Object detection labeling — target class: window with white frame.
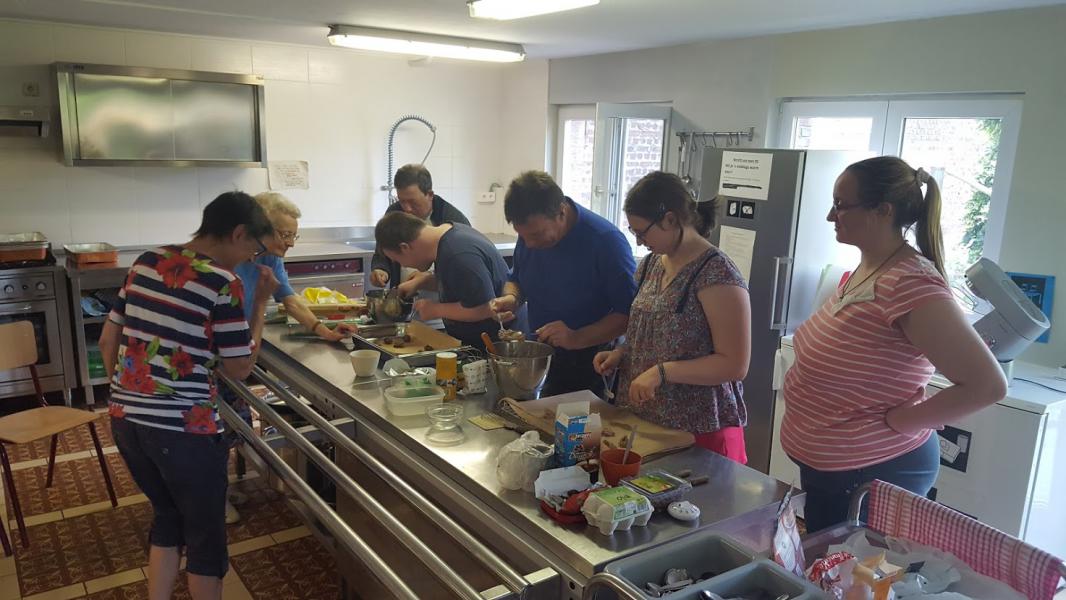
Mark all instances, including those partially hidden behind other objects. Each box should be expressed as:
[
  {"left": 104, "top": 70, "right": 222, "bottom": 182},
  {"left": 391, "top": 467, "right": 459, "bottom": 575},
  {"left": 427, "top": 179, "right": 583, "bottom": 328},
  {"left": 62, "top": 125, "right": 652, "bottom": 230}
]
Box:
[
  {"left": 778, "top": 97, "right": 1022, "bottom": 285},
  {"left": 554, "top": 103, "right": 671, "bottom": 248}
]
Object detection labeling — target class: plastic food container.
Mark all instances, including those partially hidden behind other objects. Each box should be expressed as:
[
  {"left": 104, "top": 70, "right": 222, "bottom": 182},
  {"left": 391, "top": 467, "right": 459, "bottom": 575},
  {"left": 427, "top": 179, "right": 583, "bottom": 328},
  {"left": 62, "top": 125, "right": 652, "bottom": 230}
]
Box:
[
  {"left": 582, "top": 486, "right": 653, "bottom": 535},
  {"left": 603, "top": 532, "right": 757, "bottom": 597},
  {"left": 620, "top": 470, "right": 693, "bottom": 509},
  {"left": 63, "top": 242, "right": 118, "bottom": 264},
  {"left": 383, "top": 385, "right": 445, "bottom": 416}
]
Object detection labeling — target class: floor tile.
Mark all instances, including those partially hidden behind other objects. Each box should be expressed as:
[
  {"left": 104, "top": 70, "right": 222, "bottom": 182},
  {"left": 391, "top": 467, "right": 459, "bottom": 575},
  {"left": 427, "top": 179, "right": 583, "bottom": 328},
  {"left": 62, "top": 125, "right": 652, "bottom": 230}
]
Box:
[
  {"left": 0, "top": 556, "right": 15, "bottom": 577},
  {"left": 227, "top": 534, "right": 275, "bottom": 557},
  {"left": 0, "top": 574, "right": 18, "bottom": 600},
  {"left": 22, "top": 582, "right": 86, "bottom": 600},
  {"left": 6, "top": 453, "right": 135, "bottom": 518},
  {"left": 270, "top": 525, "right": 310, "bottom": 545},
  {"left": 81, "top": 577, "right": 192, "bottom": 600},
  {"left": 231, "top": 536, "right": 341, "bottom": 599},
  {"left": 11, "top": 509, "right": 64, "bottom": 528},
  {"left": 83, "top": 568, "right": 143, "bottom": 594},
  {"left": 61, "top": 500, "right": 114, "bottom": 520}
]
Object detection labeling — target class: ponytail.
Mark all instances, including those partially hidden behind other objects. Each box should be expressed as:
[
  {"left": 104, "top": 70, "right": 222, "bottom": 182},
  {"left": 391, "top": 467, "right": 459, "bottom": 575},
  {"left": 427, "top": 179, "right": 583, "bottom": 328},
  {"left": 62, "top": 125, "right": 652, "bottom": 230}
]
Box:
[
  {"left": 915, "top": 174, "right": 946, "bottom": 278},
  {"left": 846, "top": 157, "right": 948, "bottom": 279},
  {"left": 694, "top": 196, "right": 719, "bottom": 239}
]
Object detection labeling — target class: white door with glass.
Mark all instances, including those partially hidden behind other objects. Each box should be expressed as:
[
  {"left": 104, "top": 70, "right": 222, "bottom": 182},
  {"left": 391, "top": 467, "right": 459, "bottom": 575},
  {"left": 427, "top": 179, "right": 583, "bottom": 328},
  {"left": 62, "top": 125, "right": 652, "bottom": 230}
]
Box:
[{"left": 778, "top": 97, "right": 1022, "bottom": 285}]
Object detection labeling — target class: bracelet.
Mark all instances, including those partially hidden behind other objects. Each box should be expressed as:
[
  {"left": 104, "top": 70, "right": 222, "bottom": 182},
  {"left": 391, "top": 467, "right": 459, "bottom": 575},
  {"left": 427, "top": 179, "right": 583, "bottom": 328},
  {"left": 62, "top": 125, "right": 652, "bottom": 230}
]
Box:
[
  {"left": 310, "top": 320, "right": 323, "bottom": 333},
  {"left": 657, "top": 362, "right": 667, "bottom": 387}
]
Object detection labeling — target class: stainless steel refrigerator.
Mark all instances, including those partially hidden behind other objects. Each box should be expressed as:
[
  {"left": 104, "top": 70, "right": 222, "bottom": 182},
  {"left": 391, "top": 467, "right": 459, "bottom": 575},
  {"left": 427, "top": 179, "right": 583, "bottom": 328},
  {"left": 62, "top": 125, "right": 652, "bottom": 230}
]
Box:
[{"left": 700, "top": 148, "right": 868, "bottom": 473}]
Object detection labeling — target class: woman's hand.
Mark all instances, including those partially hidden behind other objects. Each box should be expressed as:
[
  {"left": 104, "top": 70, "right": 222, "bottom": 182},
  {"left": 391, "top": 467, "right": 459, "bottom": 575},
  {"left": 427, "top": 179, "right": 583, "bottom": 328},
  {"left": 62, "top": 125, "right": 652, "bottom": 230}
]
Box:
[
  {"left": 628, "top": 365, "right": 663, "bottom": 405},
  {"left": 593, "top": 349, "right": 622, "bottom": 376},
  {"left": 318, "top": 322, "right": 357, "bottom": 342}
]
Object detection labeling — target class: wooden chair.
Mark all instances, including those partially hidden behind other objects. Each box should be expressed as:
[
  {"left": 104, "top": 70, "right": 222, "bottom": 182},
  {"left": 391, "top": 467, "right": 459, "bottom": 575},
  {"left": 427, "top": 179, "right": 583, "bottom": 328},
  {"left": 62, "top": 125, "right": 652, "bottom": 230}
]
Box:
[{"left": 0, "top": 320, "right": 117, "bottom": 555}]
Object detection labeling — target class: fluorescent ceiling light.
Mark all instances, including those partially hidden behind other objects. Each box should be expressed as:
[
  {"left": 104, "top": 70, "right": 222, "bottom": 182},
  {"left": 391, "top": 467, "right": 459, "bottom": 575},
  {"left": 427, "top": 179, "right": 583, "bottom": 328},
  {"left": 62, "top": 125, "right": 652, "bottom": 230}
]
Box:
[
  {"left": 327, "top": 25, "right": 525, "bottom": 63},
  {"left": 468, "top": 0, "right": 599, "bottom": 20}
]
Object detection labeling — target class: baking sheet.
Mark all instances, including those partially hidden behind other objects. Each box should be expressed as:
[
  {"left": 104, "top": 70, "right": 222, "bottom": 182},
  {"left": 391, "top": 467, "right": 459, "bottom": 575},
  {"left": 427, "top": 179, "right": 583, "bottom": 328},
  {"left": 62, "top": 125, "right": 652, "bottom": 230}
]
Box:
[{"left": 357, "top": 321, "right": 462, "bottom": 359}]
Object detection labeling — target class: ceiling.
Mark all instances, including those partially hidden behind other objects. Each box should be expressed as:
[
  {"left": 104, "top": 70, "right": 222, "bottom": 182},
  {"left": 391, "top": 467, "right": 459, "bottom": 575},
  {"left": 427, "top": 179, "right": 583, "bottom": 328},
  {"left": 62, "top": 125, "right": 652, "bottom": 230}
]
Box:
[{"left": 1, "top": 0, "right": 1063, "bottom": 59}]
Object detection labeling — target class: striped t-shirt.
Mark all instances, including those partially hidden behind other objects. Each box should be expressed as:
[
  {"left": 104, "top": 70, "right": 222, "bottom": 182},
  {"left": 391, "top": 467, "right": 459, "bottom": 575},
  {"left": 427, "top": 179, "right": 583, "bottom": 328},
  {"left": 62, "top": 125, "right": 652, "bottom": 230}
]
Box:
[
  {"left": 781, "top": 254, "right": 953, "bottom": 471},
  {"left": 107, "top": 246, "right": 253, "bottom": 434}
]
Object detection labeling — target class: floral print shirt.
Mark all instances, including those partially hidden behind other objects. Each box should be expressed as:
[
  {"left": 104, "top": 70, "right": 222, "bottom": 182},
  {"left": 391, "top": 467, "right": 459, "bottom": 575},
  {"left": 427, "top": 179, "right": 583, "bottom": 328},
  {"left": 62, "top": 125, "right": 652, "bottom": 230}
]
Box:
[
  {"left": 617, "top": 248, "right": 749, "bottom": 433},
  {"left": 108, "top": 246, "right": 253, "bottom": 434}
]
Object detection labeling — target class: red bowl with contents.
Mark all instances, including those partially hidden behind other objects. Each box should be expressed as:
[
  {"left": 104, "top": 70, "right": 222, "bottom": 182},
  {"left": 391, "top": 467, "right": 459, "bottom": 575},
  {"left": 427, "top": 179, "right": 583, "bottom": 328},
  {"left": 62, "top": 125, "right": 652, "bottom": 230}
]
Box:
[{"left": 600, "top": 448, "right": 642, "bottom": 486}]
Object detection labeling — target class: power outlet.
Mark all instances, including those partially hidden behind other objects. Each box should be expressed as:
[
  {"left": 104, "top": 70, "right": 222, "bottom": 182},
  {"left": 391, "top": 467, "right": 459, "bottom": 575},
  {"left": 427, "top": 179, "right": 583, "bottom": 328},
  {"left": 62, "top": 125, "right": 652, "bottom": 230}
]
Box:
[
  {"left": 477, "top": 191, "right": 497, "bottom": 204},
  {"left": 22, "top": 82, "right": 40, "bottom": 97}
]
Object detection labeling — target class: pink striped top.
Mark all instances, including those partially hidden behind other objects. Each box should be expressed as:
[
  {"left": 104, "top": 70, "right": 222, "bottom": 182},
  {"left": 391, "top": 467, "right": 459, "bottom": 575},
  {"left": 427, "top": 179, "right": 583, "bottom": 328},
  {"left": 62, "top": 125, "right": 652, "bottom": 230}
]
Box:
[{"left": 781, "top": 254, "right": 953, "bottom": 471}]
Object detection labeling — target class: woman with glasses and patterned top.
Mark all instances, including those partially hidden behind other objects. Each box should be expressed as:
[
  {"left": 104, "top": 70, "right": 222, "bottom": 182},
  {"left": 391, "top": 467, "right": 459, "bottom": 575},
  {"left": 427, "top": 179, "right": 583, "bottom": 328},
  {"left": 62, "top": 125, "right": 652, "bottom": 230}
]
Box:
[
  {"left": 593, "top": 171, "right": 752, "bottom": 463},
  {"left": 234, "top": 192, "right": 357, "bottom": 343},
  {"left": 780, "top": 156, "right": 1007, "bottom": 532}
]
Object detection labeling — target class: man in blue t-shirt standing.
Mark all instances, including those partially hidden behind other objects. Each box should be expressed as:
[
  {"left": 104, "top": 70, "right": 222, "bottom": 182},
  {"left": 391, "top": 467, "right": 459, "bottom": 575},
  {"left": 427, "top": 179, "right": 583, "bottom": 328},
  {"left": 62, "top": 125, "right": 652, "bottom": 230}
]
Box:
[
  {"left": 375, "top": 211, "right": 527, "bottom": 351},
  {"left": 492, "top": 171, "right": 637, "bottom": 397}
]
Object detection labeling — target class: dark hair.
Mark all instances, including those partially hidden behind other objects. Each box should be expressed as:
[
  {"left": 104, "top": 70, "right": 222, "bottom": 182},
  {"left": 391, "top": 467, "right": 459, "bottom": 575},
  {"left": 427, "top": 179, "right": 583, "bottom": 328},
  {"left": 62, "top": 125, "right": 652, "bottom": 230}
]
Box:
[
  {"left": 394, "top": 164, "right": 433, "bottom": 194},
  {"left": 624, "top": 171, "right": 718, "bottom": 238},
  {"left": 375, "top": 211, "right": 427, "bottom": 252},
  {"left": 844, "top": 156, "right": 945, "bottom": 277},
  {"left": 193, "top": 191, "right": 273, "bottom": 240},
  {"left": 504, "top": 170, "right": 566, "bottom": 225}
]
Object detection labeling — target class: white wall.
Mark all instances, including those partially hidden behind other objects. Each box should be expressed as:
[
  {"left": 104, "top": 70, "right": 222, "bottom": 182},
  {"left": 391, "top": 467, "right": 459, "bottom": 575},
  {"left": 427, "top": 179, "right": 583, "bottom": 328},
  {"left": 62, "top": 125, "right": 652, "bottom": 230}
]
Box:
[
  {"left": 0, "top": 19, "right": 549, "bottom": 247},
  {"left": 548, "top": 5, "right": 1066, "bottom": 367}
]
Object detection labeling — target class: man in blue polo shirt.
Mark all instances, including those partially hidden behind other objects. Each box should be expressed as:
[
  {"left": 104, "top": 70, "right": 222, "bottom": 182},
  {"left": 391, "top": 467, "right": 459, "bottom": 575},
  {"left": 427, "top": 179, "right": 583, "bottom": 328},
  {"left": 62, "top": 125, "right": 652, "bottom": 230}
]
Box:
[{"left": 492, "top": 171, "right": 636, "bottom": 397}]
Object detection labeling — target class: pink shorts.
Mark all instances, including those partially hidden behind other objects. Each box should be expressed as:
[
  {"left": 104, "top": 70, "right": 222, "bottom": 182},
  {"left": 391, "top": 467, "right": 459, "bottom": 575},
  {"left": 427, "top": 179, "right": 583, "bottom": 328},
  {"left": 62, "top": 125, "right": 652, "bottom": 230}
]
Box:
[{"left": 693, "top": 427, "right": 748, "bottom": 464}]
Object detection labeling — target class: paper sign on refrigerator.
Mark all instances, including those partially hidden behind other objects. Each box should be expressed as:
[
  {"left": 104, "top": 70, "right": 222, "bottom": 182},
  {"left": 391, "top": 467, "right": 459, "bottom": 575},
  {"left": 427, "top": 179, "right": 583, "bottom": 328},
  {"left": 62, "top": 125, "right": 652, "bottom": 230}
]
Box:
[{"left": 719, "top": 151, "right": 772, "bottom": 200}]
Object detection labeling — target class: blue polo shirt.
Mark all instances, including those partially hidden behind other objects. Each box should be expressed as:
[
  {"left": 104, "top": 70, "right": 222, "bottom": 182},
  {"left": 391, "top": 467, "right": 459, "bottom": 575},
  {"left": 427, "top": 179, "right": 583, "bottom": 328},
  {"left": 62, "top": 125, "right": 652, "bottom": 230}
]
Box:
[
  {"left": 510, "top": 200, "right": 637, "bottom": 332},
  {"left": 233, "top": 255, "right": 295, "bottom": 320}
]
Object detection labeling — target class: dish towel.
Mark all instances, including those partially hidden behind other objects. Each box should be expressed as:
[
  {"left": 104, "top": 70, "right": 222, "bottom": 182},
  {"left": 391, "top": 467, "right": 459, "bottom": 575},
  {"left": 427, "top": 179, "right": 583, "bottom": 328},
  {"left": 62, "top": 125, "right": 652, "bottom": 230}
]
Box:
[{"left": 866, "top": 479, "right": 1065, "bottom": 600}]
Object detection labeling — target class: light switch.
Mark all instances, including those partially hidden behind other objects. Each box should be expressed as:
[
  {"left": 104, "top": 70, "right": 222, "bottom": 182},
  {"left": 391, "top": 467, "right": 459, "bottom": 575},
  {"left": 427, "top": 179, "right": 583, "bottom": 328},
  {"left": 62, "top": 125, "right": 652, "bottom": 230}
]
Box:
[{"left": 478, "top": 191, "right": 496, "bottom": 204}]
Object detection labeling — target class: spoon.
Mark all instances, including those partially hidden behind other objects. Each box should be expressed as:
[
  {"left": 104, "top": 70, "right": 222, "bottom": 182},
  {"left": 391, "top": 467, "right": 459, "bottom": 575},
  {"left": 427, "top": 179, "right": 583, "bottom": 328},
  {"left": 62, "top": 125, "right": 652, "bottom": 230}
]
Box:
[{"left": 622, "top": 424, "right": 639, "bottom": 465}]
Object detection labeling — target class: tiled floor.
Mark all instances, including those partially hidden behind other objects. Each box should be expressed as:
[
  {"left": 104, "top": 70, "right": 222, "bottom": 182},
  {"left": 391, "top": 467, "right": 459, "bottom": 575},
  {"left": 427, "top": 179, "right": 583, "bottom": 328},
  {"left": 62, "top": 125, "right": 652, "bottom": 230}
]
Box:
[{"left": 0, "top": 412, "right": 342, "bottom": 600}]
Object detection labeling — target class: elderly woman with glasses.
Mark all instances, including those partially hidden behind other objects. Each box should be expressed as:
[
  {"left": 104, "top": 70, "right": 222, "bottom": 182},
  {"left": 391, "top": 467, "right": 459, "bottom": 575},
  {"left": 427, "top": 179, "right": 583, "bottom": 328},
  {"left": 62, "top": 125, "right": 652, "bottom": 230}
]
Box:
[
  {"left": 594, "top": 172, "right": 752, "bottom": 463},
  {"left": 235, "top": 192, "right": 356, "bottom": 343}
]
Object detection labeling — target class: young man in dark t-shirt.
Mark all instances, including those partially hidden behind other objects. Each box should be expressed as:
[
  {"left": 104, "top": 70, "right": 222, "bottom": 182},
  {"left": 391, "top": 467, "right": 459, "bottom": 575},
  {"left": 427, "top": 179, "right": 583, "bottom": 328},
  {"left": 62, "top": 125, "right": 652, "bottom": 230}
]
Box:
[{"left": 374, "top": 211, "right": 527, "bottom": 350}]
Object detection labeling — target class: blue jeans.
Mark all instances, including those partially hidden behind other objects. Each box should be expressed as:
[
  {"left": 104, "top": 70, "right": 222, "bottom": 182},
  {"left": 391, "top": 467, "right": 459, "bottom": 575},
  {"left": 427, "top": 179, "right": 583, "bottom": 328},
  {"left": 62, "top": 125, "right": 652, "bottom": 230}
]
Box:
[{"left": 792, "top": 434, "right": 941, "bottom": 533}]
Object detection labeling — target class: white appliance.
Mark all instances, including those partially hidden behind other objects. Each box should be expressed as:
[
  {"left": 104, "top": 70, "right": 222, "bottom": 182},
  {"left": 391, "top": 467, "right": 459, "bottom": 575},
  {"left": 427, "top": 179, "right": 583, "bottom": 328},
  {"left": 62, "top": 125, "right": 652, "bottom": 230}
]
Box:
[{"left": 770, "top": 336, "right": 1066, "bottom": 558}]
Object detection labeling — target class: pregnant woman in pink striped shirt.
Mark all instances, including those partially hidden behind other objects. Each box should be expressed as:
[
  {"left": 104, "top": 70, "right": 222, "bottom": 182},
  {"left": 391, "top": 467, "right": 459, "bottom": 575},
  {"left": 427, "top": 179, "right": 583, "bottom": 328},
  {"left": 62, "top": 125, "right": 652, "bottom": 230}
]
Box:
[{"left": 781, "top": 156, "right": 1007, "bottom": 531}]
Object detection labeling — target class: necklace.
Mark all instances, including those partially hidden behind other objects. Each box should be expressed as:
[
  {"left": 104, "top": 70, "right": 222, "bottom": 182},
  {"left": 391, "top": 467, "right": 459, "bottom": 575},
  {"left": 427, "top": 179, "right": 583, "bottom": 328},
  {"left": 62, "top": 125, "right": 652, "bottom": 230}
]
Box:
[{"left": 839, "top": 242, "right": 908, "bottom": 299}]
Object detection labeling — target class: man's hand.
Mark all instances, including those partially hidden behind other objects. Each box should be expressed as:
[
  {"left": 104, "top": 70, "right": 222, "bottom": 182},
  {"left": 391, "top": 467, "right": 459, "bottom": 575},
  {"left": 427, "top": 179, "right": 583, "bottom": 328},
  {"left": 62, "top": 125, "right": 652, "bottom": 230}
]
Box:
[
  {"left": 592, "top": 349, "right": 622, "bottom": 376},
  {"left": 396, "top": 277, "right": 421, "bottom": 299},
  {"left": 489, "top": 294, "right": 518, "bottom": 324},
  {"left": 536, "top": 321, "right": 581, "bottom": 350},
  {"left": 413, "top": 299, "right": 443, "bottom": 321},
  {"left": 317, "top": 322, "right": 357, "bottom": 342},
  {"left": 253, "top": 265, "right": 278, "bottom": 305},
  {"left": 370, "top": 269, "right": 390, "bottom": 287},
  {"left": 628, "top": 365, "right": 662, "bottom": 406}
]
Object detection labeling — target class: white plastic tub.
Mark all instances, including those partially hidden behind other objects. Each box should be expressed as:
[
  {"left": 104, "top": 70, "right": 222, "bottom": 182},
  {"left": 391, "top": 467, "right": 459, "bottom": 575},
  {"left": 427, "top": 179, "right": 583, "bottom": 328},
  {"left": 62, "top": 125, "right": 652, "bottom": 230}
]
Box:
[{"left": 384, "top": 385, "right": 445, "bottom": 416}]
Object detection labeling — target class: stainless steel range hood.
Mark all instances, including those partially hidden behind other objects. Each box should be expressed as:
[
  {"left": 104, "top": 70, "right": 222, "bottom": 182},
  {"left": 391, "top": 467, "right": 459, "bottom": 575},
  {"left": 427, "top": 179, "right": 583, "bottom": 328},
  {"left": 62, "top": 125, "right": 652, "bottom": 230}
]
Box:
[{"left": 55, "top": 63, "right": 267, "bottom": 167}]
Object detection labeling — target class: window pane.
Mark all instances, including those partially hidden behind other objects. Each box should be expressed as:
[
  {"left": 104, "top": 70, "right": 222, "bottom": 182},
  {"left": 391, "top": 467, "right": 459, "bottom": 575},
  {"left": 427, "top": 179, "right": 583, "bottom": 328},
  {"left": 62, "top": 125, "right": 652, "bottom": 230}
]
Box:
[
  {"left": 560, "top": 118, "right": 595, "bottom": 208},
  {"left": 618, "top": 118, "right": 665, "bottom": 246},
  {"left": 791, "top": 117, "right": 873, "bottom": 150},
  {"left": 899, "top": 118, "right": 1003, "bottom": 284}
]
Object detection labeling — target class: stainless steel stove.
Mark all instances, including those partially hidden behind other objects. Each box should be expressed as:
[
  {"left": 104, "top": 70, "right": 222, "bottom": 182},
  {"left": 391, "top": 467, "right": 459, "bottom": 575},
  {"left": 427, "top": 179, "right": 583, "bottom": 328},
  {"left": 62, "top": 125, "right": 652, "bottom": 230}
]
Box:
[{"left": 0, "top": 255, "right": 76, "bottom": 404}]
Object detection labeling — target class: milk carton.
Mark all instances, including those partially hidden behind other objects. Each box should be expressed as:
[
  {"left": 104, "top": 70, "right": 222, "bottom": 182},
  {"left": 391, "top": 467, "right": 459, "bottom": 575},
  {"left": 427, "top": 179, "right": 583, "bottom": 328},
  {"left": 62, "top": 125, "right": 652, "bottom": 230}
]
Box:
[{"left": 555, "top": 400, "right": 590, "bottom": 467}]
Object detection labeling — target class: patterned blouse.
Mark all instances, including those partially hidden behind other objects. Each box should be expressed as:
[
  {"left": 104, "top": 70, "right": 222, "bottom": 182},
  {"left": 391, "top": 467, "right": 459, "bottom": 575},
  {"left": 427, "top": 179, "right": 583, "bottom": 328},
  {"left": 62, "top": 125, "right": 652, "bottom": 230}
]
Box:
[{"left": 617, "top": 247, "right": 749, "bottom": 433}]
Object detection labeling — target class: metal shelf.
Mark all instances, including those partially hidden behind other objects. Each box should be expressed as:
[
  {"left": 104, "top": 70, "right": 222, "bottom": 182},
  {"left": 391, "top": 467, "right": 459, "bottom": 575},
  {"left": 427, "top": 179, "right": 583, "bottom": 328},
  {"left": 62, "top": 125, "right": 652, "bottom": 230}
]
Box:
[
  {"left": 82, "top": 316, "right": 107, "bottom": 325},
  {"left": 89, "top": 376, "right": 110, "bottom": 386}
]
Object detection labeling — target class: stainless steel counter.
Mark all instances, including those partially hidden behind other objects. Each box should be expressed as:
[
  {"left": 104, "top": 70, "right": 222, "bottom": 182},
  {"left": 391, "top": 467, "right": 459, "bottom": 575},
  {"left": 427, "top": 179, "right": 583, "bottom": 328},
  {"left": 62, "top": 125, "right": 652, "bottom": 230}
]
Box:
[{"left": 257, "top": 324, "right": 790, "bottom": 584}]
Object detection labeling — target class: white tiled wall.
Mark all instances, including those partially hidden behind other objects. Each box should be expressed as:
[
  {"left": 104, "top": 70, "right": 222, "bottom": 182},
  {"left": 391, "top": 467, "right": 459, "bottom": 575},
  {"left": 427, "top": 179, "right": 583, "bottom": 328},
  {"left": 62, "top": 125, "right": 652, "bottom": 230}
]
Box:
[{"left": 0, "top": 19, "right": 550, "bottom": 247}]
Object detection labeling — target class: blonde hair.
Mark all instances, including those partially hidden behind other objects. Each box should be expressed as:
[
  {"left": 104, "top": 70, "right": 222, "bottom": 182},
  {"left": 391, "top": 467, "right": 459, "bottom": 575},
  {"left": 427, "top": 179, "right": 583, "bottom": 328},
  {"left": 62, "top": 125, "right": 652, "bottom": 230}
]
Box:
[
  {"left": 845, "top": 157, "right": 946, "bottom": 278},
  {"left": 254, "top": 192, "right": 302, "bottom": 223}
]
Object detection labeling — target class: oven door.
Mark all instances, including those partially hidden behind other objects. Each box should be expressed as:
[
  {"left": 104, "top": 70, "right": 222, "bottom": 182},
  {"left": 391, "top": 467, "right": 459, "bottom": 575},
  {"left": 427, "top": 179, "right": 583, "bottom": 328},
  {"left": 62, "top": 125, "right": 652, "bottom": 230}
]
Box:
[{"left": 0, "top": 299, "right": 63, "bottom": 383}]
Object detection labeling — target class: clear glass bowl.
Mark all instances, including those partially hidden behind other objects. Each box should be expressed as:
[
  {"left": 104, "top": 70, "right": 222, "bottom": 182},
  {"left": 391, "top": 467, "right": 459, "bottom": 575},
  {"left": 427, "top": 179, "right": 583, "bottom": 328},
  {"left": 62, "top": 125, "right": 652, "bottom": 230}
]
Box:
[{"left": 425, "top": 403, "right": 465, "bottom": 446}]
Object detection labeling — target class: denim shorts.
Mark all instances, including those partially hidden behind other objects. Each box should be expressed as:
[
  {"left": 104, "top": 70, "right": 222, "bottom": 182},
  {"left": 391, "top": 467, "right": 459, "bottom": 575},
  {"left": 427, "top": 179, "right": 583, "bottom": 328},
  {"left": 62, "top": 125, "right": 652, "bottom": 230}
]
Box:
[{"left": 111, "top": 416, "right": 230, "bottom": 578}]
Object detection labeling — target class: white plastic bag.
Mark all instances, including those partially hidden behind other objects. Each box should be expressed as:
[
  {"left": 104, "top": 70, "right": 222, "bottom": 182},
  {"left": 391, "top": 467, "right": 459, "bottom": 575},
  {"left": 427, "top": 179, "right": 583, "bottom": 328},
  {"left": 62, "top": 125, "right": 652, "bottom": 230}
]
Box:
[{"left": 495, "top": 430, "right": 553, "bottom": 491}]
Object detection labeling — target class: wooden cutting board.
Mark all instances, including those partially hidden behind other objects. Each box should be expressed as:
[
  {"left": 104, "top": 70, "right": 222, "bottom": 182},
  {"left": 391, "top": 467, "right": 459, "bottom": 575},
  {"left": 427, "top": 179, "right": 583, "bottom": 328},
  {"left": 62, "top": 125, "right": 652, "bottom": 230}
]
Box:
[
  {"left": 504, "top": 391, "right": 694, "bottom": 460},
  {"left": 359, "top": 321, "right": 461, "bottom": 358}
]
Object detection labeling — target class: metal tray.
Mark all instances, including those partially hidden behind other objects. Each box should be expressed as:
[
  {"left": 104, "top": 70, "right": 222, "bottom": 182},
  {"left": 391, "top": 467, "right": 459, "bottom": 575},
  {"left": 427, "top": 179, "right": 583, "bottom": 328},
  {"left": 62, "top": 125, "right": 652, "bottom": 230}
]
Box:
[
  {"left": 0, "top": 232, "right": 48, "bottom": 250},
  {"left": 64, "top": 242, "right": 117, "bottom": 254}
]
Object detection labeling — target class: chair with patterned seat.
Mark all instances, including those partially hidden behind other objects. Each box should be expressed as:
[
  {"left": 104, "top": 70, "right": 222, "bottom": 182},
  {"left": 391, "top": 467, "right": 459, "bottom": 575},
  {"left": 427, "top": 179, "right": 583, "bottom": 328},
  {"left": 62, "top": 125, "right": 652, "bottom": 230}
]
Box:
[{"left": 0, "top": 320, "right": 117, "bottom": 555}]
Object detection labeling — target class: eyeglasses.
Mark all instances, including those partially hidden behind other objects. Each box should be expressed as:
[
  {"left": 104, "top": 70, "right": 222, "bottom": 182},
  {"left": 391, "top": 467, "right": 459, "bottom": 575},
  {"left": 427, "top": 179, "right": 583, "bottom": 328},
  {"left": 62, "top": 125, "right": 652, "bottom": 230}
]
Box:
[
  {"left": 254, "top": 238, "right": 269, "bottom": 257},
  {"left": 830, "top": 201, "right": 866, "bottom": 213},
  {"left": 276, "top": 231, "right": 300, "bottom": 242},
  {"left": 629, "top": 219, "right": 661, "bottom": 242}
]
